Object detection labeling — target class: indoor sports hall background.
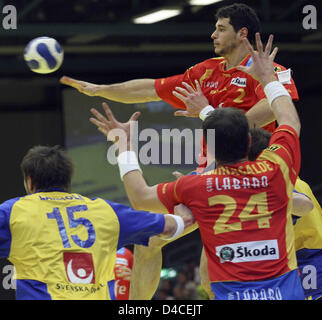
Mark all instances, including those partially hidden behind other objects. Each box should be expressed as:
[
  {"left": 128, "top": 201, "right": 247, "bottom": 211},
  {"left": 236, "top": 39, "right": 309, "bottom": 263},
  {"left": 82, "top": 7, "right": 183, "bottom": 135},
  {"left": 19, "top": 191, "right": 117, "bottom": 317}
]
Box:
[{"left": 0, "top": 0, "right": 321, "bottom": 299}]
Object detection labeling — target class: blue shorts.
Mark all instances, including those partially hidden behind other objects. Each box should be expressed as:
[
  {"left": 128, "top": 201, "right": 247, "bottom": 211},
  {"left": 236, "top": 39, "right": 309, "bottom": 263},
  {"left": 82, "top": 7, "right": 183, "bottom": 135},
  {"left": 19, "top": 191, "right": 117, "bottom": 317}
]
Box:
[{"left": 211, "top": 269, "right": 305, "bottom": 300}]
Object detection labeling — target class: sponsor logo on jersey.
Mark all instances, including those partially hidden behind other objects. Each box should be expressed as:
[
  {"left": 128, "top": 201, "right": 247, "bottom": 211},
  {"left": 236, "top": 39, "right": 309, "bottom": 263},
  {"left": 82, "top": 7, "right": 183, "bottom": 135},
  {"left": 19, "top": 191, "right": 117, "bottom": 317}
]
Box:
[
  {"left": 231, "top": 77, "right": 247, "bottom": 87},
  {"left": 219, "top": 247, "right": 235, "bottom": 262},
  {"left": 203, "top": 81, "right": 219, "bottom": 88},
  {"left": 63, "top": 252, "right": 95, "bottom": 284},
  {"left": 216, "top": 240, "right": 279, "bottom": 263},
  {"left": 274, "top": 66, "right": 282, "bottom": 73},
  {"left": 267, "top": 145, "right": 281, "bottom": 152}
]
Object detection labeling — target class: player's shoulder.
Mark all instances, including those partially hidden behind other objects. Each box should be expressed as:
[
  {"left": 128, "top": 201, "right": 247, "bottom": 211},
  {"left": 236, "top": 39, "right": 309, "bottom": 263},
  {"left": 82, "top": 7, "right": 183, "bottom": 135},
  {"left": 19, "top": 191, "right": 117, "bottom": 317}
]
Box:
[
  {"left": 176, "top": 172, "right": 206, "bottom": 187},
  {"left": 295, "top": 177, "right": 311, "bottom": 193},
  {"left": 0, "top": 197, "right": 22, "bottom": 214},
  {"left": 203, "top": 56, "right": 225, "bottom": 66},
  {"left": 89, "top": 197, "right": 122, "bottom": 212},
  {"left": 273, "top": 62, "right": 288, "bottom": 73},
  {"left": 191, "top": 57, "right": 225, "bottom": 69},
  {"left": 89, "top": 196, "right": 111, "bottom": 205}
]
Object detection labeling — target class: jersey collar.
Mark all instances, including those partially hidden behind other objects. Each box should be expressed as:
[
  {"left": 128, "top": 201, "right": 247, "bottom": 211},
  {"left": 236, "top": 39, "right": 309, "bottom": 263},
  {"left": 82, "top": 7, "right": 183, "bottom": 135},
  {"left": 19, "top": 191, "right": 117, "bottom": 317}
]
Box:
[
  {"left": 34, "top": 187, "right": 66, "bottom": 194},
  {"left": 221, "top": 54, "right": 252, "bottom": 72}
]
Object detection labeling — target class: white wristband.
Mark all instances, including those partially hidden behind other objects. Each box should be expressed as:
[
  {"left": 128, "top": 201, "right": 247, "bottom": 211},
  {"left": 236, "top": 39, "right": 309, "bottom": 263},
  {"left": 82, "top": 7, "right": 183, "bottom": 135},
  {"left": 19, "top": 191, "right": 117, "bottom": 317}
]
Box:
[
  {"left": 199, "top": 105, "right": 215, "bottom": 121},
  {"left": 117, "top": 151, "right": 142, "bottom": 181},
  {"left": 162, "top": 214, "right": 185, "bottom": 240},
  {"left": 264, "top": 81, "right": 291, "bottom": 106}
]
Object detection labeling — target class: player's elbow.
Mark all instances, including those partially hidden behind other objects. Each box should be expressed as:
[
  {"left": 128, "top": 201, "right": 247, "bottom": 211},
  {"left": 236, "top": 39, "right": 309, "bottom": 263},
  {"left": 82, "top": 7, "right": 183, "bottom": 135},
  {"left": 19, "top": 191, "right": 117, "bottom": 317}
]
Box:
[
  {"left": 278, "top": 108, "right": 301, "bottom": 137},
  {"left": 292, "top": 193, "right": 314, "bottom": 217},
  {"left": 292, "top": 121, "right": 301, "bottom": 137},
  {"left": 129, "top": 193, "right": 151, "bottom": 212},
  {"left": 131, "top": 200, "right": 145, "bottom": 211}
]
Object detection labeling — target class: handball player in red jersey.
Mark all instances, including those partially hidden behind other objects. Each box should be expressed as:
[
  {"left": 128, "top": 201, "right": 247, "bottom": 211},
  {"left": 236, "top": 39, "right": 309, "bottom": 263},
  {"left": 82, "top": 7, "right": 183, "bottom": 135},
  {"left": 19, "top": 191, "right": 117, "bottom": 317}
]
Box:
[
  {"left": 90, "top": 33, "right": 305, "bottom": 299},
  {"left": 61, "top": 4, "right": 298, "bottom": 169}
]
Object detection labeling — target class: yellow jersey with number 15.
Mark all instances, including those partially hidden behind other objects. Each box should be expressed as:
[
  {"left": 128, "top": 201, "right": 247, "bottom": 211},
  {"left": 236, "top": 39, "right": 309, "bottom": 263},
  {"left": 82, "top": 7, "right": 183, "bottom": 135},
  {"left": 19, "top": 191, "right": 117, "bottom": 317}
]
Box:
[{"left": 0, "top": 190, "right": 165, "bottom": 300}]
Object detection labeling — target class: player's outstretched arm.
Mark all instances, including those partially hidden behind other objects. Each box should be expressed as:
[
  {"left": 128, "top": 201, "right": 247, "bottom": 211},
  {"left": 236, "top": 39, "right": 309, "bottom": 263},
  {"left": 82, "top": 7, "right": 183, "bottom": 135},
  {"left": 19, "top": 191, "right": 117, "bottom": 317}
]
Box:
[
  {"left": 90, "top": 102, "right": 167, "bottom": 213},
  {"left": 60, "top": 76, "right": 161, "bottom": 104},
  {"left": 238, "top": 33, "right": 301, "bottom": 136}
]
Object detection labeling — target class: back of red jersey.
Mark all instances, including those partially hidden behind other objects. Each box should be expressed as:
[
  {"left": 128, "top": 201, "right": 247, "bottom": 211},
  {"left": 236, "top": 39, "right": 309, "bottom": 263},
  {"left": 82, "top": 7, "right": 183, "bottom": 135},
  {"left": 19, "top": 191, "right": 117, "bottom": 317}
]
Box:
[{"left": 157, "top": 125, "right": 301, "bottom": 284}]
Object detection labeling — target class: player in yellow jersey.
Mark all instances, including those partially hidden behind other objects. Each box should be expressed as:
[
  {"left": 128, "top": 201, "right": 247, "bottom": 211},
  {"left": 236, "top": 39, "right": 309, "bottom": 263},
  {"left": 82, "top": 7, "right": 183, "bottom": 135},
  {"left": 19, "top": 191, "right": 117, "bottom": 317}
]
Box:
[
  {"left": 0, "top": 146, "right": 195, "bottom": 300},
  {"left": 248, "top": 128, "right": 322, "bottom": 300},
  {"left": 293, "top": 179, "right": 322, "bottom": 300}
]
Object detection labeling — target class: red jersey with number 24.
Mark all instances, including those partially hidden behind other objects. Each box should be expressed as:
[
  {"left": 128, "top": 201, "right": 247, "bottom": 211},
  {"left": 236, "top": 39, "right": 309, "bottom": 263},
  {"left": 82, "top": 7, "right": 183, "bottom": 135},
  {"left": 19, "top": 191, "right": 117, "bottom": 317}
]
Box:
[{"left": 157, "top": 125, "right": 301, "bottom": 283}]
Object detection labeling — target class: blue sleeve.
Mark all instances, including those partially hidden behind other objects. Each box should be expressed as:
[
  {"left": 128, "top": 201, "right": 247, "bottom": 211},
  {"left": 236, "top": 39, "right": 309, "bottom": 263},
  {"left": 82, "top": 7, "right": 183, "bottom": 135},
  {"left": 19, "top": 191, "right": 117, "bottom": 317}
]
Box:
[
  {"left": 104, "top": 200, "right": 165, "bottom": 249},
  {"left": 0, "top": 197, "right": 19, "bottom": 258}
]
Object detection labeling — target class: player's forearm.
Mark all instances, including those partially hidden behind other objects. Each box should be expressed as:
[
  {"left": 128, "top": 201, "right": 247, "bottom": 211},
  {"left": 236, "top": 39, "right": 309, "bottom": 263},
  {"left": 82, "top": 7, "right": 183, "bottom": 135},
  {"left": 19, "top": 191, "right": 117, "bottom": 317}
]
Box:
[
  {"left": 123, "top": 171, "right": 167, "bottom": 213},
  {"left": 269, "top": 95, "right": 301, "bottom": 136},
  {"left": 260, "top": 75, "right": 301, "bottom": 136},
  {"left": 96, "top": 79, "right": 161, "bottom": 103},
  {"left": 245, "top": 98, "right": 276, "bottom": 128},
  {"left": 117, "top": 148, "right": 167, "bottom": 213},
  {"left": 162, "top": 215, "right": 179, "bottom": 237}
]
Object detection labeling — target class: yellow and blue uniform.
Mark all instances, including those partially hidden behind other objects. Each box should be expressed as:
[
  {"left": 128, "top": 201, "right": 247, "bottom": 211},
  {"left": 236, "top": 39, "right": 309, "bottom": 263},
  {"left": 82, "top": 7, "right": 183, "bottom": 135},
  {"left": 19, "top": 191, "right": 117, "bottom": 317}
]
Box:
[
  {"left": 0, "top": 189, "right": 165, "bottom": 300},
  {"left": 293, "top": 178, "right": 322, "bottom": 300}
]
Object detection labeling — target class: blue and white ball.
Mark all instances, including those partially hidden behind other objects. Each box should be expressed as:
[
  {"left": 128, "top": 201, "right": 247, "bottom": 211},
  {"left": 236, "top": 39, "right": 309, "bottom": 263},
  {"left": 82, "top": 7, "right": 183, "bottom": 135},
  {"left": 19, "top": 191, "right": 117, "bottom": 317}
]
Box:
[{"left": 24, "top": 37, "right": 64, "bottom": 74}]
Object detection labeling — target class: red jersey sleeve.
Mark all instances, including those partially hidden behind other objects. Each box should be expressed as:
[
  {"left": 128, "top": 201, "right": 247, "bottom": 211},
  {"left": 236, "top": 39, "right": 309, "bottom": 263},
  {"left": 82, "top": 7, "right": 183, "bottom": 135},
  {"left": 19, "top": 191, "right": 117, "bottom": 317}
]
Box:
[
  {"left": 258, "top": 125, "right": 301, "bottom": 185},
  {"left": 155, "top": 63, "right": 205, "bottom": 110},
  {"left": 255, "top": 63, "right": 299, "bottom": 101},
  {"left": 155, "top": 74, "right": 187, "bottom": 110},
  {"left": 157, "top": 177, "right": 188, "bottom": 213}
]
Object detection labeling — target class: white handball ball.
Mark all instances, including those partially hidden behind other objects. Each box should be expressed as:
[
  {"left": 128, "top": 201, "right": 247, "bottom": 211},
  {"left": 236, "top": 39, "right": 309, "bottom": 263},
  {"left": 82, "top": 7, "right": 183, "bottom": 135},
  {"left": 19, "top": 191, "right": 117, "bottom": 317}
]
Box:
[{"left": 24, "top": 37, "right": 64, "bottom": 74}]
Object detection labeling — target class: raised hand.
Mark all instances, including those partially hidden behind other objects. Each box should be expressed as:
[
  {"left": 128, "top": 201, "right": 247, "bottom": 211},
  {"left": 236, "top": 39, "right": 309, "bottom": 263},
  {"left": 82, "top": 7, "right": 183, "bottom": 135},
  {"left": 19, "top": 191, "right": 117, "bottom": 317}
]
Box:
[
  {"left": 60, "top": 76, "right": 99, "bottom": 96},
  {"left": 90, "top": 102, "right": 141, "bottom": 151},
  {"left": 237, "top": 33, "right": 278, "bottom": 87},
  {"left": 172, "top": 80, "right": 210, "bottom": 118}
]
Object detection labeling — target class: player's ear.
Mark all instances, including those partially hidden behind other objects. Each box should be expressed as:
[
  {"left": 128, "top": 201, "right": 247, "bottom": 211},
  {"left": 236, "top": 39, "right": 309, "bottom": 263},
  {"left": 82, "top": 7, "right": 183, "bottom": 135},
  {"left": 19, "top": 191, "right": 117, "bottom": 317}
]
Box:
[
  {"left": 24, "top": 176, "right": 35, "bottom": 194},
  {"left": 238, "top": 27, "right": 248, "bottom": 40}
]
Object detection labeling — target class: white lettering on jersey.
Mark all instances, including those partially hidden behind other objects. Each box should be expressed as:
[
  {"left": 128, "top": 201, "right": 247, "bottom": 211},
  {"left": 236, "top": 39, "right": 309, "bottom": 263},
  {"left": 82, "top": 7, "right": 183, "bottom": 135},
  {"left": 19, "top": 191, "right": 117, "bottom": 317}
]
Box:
[{"left": 231, "top": 77, "right": 247, "bottom": 87}]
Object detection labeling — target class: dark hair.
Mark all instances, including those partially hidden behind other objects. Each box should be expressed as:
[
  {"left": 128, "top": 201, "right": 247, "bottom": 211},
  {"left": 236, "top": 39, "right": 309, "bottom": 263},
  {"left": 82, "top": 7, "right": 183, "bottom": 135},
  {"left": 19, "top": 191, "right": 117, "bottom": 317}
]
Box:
[
  {"left": 21, "top": 145, "right": 74, "bottom": 192},
  {"left": 248, "top": 128, "right": 272, "bottom": 161},
  {"left": 215, "top": 3, "right": 260, "bottom": 43},
  {"left": 203, "top": 107, "right": 249, "bottom": 164}
]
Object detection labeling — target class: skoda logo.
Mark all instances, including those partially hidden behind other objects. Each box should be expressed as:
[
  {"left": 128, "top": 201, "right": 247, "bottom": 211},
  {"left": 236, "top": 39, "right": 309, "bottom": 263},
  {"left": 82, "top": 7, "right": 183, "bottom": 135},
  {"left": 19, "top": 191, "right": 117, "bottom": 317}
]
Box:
[{"left": 220, "top": 247, "right": 234, "bottom": 262}]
